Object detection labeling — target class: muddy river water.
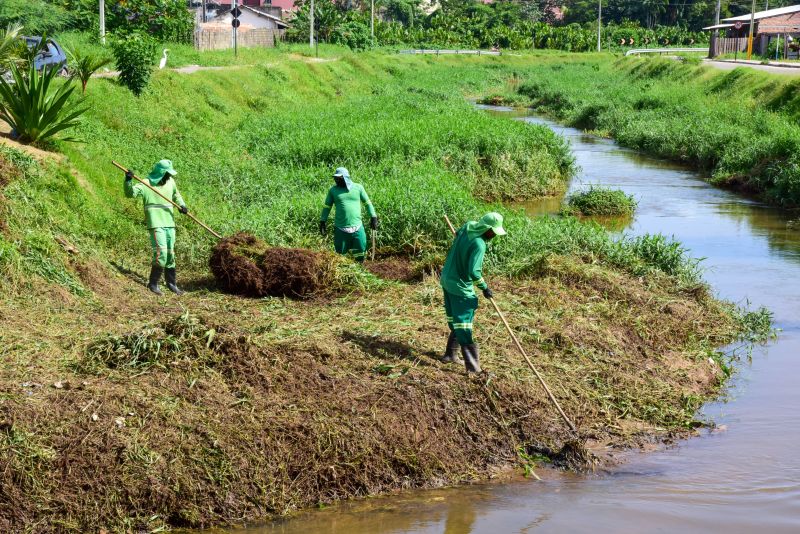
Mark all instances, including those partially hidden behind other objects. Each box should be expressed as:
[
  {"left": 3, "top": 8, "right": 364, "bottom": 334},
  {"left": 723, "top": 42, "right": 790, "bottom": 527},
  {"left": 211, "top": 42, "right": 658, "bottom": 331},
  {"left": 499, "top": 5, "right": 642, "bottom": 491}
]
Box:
[{"left": 228, "top": 109, "right": 800, "bottom": 533}]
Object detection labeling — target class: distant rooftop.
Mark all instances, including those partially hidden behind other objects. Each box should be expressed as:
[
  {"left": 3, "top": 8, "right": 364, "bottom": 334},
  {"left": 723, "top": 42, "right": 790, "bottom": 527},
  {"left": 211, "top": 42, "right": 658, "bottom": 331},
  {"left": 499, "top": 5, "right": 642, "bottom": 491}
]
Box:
[{"left": 722, "top": 4, "right": 800, "bottom": 22}]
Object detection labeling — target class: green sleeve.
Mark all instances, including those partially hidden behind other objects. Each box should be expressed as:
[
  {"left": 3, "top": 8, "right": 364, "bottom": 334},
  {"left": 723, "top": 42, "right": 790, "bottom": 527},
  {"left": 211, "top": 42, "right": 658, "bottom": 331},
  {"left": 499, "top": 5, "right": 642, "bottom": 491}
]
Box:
[
  {"left": 320, "top": 188, "right": 334, "bottom": 222},
  {"left": 172, "top": 182, "right": 186, "bottom": 208},
  {"left": 124, "top": 179, "right": 143, "bottom": 199},
  {"left": 360, "top": 185, "right": 376, "bottom": 218},
  {"left": 468, "top": 240, "right": 488, "bottom": 290}
]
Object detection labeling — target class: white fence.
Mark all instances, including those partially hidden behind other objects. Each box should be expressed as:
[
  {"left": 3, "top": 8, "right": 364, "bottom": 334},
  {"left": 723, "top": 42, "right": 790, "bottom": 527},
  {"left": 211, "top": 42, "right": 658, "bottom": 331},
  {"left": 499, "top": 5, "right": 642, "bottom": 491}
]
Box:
[{"left": 625, "top": 47, "right": 709, "bottom": 57}]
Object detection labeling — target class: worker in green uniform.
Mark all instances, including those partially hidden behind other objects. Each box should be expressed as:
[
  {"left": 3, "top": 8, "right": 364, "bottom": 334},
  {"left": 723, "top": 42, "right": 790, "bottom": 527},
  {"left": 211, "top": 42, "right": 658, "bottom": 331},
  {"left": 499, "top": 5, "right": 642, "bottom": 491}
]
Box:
[
  {"left": 319, "top": 167, "right": 378, "bottom": 263},
  {"left": 440, "top": 212, "right": 506, "bottom": 373},
  {"left": 124, "top": 159, "right": 188, "bottom": 296}
]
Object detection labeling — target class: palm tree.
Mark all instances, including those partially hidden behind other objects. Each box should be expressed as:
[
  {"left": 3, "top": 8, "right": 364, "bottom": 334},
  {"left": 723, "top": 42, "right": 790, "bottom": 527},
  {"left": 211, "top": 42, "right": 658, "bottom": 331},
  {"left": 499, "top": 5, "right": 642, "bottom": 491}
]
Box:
[{"left": 66, "top": 48, "right": 113, "bottom": 95}]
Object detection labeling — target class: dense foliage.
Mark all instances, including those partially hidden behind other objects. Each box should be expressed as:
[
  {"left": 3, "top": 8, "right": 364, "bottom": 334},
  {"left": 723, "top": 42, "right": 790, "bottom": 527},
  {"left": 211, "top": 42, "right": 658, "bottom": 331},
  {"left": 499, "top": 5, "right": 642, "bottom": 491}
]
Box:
[
  {"left": 287, "top": 0, "right": 707, "bottom": 51},
  {"left": 9, "top": 0, "right": 195, "bottom": 44},
  {"left": 112, "top": 33, "right": 156, "bottom": 95},
  {"left": 563, "top": 0, "right": 797, "bottom": 31},
  {"left": 0, "top": 0, "right": 73, "bottom": 36}
]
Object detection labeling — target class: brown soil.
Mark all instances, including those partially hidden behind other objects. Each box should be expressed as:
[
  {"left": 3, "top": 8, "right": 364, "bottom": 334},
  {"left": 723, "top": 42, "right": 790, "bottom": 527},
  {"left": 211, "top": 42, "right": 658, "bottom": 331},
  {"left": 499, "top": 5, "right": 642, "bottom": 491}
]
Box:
[
  {"left": 209, "top": 232, "right": 334, "bottom": 298},
  {"left": 365, "top": 257, "right": 424, "bottom": 283}
]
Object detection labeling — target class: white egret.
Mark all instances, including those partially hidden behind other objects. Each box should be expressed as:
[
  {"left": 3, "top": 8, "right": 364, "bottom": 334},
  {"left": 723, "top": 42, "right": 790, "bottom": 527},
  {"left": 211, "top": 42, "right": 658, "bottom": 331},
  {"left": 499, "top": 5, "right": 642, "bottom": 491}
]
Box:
[{"left": 159, "top": 49, "right": 169, "bottom": 69}]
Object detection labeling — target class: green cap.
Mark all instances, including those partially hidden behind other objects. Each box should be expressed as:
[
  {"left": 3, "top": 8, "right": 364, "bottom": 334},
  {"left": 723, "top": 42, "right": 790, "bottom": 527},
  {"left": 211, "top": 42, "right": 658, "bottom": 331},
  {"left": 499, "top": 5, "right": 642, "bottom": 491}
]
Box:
[
  {"left": 481, "top": 212, "right": 506, "bottom": 236},
  {"left": 147, "top": 159, "right": 178, "bottom": 185}
]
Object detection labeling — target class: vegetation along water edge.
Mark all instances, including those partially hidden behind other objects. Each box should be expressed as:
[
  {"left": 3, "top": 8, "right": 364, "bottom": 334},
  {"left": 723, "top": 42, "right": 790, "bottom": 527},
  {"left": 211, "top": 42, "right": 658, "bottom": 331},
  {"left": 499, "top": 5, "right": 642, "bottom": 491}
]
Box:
[{"left": 0, "top": 48, "right": 775, "bottom": 531}]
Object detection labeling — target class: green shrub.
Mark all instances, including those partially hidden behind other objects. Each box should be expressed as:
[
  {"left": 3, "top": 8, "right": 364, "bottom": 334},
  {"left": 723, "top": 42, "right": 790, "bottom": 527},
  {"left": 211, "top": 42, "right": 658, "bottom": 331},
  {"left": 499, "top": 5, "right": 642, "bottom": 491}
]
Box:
[
  {"left": 563, "top": 187, "right": 637, "bottom": 217},
  {"left": 112, "top": 33, "right": 156, "bottom": 96},
  {"left": 0, "top": 63, "right": 87, "bottom": 144},
  {"left": 334, "top": 21, "right": 373, "bottom": 51}
]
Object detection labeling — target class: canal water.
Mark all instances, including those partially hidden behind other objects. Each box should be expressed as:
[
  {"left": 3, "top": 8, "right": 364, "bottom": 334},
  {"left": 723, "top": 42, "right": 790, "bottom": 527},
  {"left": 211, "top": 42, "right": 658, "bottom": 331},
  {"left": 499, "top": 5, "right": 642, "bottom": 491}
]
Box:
[{"left": 231, "top": 109, "right": 800, "bottom": 533}]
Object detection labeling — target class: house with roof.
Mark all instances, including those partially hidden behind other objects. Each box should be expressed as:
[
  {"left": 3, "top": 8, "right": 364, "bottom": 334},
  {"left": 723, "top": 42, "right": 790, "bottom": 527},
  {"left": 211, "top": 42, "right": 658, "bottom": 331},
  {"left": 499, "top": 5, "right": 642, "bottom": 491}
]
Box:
[
  {"left": 194, "top": 2, "right": 290, "bottom": 51},
  {"left": 209, "top": 4, "right": 290, "bottom": 30},
  {"left": 706, "top": 4, "right": 800, "bottom": 58}
]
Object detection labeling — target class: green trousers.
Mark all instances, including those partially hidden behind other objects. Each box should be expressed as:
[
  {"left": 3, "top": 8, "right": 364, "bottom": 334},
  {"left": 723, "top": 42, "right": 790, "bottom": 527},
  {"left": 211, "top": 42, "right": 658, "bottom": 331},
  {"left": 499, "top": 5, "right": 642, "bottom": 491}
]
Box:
[
  {"left": 443, "top": 290, "right": 478, "bottom": 345},
  {"left": 334, "top": 226, "right": 367, "bottom": 263},
  {"left": 149, "top": 227, "right": 176, "bottom": 269}
]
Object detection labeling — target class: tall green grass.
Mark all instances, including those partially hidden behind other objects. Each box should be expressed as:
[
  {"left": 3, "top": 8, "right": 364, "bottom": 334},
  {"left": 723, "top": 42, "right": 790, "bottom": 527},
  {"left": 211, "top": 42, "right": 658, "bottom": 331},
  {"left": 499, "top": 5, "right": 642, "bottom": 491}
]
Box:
[
  {"left": 563, "top": 187, "right": 637, "bottom": 217},
  {"left": 1, "top": 50, "right": 705, "bottom": 292},
  {"left": 516, "top": 57, "right": 800, "bottom": 208}
]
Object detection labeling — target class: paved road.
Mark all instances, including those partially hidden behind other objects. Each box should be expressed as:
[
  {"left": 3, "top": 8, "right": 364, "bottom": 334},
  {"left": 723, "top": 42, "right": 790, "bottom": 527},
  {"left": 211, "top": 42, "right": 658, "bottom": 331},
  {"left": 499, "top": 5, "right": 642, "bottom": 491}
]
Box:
[{"left": 705, "top": 59, "right": 800, "bottom": 75}]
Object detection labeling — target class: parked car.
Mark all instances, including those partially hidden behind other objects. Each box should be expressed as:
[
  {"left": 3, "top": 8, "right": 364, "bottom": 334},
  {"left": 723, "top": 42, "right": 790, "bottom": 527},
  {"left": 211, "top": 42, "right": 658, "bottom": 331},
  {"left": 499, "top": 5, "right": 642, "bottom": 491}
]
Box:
[{"left": 24, "top": 36, "right": 68, "bottom": 74}]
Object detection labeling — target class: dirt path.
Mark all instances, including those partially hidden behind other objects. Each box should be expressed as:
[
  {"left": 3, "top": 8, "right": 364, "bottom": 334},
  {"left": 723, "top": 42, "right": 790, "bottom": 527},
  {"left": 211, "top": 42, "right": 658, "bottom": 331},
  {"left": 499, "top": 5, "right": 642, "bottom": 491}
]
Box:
[
  {"left": 93, "top": 54, "right": 335, "bottom": 79},
  {"left": 704, "top": 58, "right": 800, "bottom": 74}
]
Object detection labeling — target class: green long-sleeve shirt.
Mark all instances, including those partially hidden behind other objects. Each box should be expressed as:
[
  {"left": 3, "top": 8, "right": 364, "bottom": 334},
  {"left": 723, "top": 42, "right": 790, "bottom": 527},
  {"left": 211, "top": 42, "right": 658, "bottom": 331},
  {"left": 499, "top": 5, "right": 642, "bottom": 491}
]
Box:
[
  {"left": 320, "top": 183, "right": 376, "bottom": 229},
  {"left": 441, "top": 223, "right": 489, "bottom": 298},
  {"left": 124, "top": 178, "right": 186, "bottom": 229}
]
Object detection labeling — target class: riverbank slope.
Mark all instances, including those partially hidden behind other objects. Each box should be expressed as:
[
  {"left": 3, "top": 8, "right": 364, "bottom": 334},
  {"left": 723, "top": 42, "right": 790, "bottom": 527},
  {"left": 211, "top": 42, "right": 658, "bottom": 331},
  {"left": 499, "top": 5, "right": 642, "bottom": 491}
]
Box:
[
  {"left": 0, "top": 50, "right": 766, "bottom": 531},
  {"left": 485, "top": 56, "right": 800, "bottom": 208}
]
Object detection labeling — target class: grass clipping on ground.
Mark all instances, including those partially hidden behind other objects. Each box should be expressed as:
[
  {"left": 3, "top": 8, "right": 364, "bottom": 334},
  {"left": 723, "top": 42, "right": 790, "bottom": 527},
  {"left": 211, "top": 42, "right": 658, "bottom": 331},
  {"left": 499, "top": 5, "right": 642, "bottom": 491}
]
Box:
[{"left": 0, "top": 251, "right": 758, "bottom": 531}]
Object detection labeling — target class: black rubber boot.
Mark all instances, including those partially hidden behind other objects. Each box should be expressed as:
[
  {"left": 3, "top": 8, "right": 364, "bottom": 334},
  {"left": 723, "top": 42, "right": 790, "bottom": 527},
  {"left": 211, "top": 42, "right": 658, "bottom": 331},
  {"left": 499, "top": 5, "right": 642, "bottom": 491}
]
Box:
[
  {"left": 148, "top": 266, "right": 163, "bottom": 296},
  {"left": 441, "top": 331, "right": 463, "bottom": 364},
  {"left": 165, "top": 268, "right": 184, "bottom": 296},
  {"left": 461, "top": 343, "right": 482, "bottom": 373}
]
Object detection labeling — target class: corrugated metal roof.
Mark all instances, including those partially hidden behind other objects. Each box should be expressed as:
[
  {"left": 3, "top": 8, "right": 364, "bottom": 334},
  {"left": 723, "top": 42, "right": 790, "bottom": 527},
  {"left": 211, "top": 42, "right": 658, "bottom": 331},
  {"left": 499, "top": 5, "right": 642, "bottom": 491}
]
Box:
[
  {"left": 703, "top": 23, "right": 735, "bottom": 30},
  {"left": 723, "top": 4, "right": 800, "bottom": 22}
]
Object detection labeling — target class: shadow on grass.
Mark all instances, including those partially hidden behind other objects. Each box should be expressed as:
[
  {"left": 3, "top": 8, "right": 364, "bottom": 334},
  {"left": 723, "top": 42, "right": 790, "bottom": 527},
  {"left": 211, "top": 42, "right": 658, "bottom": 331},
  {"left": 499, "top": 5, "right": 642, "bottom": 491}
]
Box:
[
  {"left": 110, "top": 261, "right": 217, "bottom": 292},
  {"left": 340, "top": 331, "right": 441, "bottom": 366}
]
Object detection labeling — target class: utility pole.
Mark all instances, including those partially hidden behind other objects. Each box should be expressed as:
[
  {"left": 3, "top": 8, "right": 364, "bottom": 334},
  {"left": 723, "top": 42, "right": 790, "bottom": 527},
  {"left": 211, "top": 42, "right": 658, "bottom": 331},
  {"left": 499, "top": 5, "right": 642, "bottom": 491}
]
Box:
[
  {"left": 597, "top": 0, "right": 602, "bottom": 52},
  {"left": 202, "top": 0, "right": 207, "bottom": 23},
  {"left": 747, "top": 0, "right": 756, "bottom": 60},
  {"left": 713, "top": 0, "right": 721, "bottom": 57},
  {"left": 371, "top": 0, "right": 375, "bottom": 40},
  {"left": 233, "top": 0, "right": 239, "bottom": 58},
  {"left": 310, "top": 0, "right": 315, "bottom": 49},
  {"left": 99, "top": 0, "right": 105, "bottom": 45}
]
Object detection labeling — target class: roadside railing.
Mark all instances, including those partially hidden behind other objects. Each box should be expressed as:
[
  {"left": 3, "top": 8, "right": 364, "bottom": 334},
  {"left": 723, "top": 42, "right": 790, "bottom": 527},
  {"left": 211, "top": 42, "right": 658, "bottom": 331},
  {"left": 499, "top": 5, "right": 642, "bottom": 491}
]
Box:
[
  {"left": 399, "top": 49, "right": 502, "bottom": 56},
  {"left": 625, "top": 47, "right": 709, "bottom": 57}
]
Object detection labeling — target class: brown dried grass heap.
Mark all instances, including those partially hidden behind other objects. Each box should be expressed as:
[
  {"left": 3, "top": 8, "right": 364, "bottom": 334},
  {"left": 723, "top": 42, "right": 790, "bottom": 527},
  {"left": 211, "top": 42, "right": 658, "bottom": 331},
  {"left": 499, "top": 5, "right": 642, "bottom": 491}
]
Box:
[{"left": 210, "top": 232, "right": 335, "bottom": 298}]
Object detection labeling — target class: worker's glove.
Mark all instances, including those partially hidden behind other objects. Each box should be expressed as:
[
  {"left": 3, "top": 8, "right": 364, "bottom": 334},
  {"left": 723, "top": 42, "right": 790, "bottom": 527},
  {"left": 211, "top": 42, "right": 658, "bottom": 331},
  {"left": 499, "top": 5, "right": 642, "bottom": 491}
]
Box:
[
  {"left": 179, "top": 206, "right": 188, "bottom": 215},
  {"left": 125, "top": 170, "right": 134, "bottom": 181},
  {"left": 370, "top": 216, "right": 379, "bottom": 230},
  {"left": 482, "top": 287, "right": 494, "bottom": 299},
  {"left": 319, "top": 220, "right": 327, "bottom": 235}
]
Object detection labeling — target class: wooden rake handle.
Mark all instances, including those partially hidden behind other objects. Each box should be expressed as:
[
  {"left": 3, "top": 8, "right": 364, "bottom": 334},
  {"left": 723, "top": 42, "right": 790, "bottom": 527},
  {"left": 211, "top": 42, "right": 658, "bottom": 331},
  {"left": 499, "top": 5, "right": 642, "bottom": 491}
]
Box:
[
  {"left": 112, "top": 161, "right": 223, "bottom": 240},
  {"left": 443, "top": 213, "right": 578, "bottom": 436}
]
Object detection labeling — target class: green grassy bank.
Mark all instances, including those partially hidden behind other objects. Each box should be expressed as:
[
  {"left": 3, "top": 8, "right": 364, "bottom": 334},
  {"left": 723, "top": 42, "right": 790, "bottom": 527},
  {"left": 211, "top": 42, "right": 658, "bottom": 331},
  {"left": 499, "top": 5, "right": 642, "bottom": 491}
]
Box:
[
  {"left": 487, "top": 56, "right": 800, "bottom": 208},
  {"left": 0, "top": 49, "right": 770, "bottom": 531}
]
